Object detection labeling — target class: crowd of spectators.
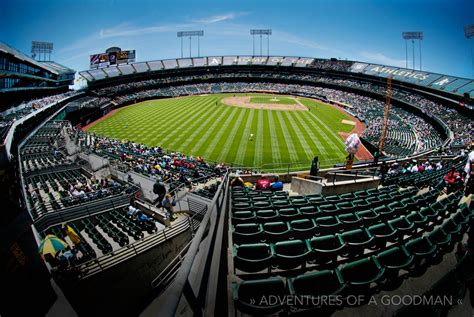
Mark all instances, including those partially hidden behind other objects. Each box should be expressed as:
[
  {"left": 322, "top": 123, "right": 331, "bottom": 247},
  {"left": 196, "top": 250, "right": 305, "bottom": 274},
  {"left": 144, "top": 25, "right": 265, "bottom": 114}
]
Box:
[{"left": 77, "top": 132, "right": 227, "bottom": 186}]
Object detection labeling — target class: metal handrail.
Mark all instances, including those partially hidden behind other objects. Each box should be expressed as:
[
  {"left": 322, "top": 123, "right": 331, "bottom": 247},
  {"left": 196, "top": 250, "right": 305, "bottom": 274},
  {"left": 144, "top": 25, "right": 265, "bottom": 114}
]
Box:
[{"left": 156, "top": 172, "right": 229, "bottom": 316}]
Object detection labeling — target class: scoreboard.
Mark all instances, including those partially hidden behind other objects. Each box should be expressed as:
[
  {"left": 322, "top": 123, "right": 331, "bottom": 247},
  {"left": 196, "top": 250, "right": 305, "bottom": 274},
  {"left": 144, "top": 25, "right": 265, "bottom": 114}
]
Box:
[{"left": 90, "top": 49, "right": 136, "bottom": 69}]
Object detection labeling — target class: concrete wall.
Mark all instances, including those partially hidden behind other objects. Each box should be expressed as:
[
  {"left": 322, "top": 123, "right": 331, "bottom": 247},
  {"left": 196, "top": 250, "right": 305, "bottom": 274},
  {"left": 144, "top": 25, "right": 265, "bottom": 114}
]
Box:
[
  {"left": 114, "top": 169, "right": 158, "bottom": 202},
  {"left": 291, "top": 177, "right": 323, "bottom": 195},
  {"left": 291, "top": 175, "right": 380, "bottom": 196}
]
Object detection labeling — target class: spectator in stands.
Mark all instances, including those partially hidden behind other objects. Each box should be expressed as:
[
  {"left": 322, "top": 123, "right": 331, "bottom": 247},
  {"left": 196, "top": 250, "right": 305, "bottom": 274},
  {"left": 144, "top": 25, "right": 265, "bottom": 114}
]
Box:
[
  {"left": 162, "top": 193, "right": 176, "bottom": 221},
  {"left": 270, "top": 177, "right": 284, "bottom": 191},
  {"left": 256, "top": 175, "right": 271, "bottom": 190},
  {"left": 231, "top": 175, "right": 245, "bottom": 187},
  {"left": 153, "top": 179, "right": 166, "bottom": 207},
  {"left": 380, "top": 161, "right": 389, "bottom": 183},
  {"left": 444, "top": 165, "right": 460, "bottom": 194}
]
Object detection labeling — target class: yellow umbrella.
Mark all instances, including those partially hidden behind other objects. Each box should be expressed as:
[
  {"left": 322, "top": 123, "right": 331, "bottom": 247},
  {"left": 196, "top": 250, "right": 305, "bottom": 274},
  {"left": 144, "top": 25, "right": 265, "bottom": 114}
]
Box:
[
  {"left": 38, "top": 234, "right": 69, "bottom": 259},
  {"left": 65, "top": 225, "right": 81, "bottom": 245}
]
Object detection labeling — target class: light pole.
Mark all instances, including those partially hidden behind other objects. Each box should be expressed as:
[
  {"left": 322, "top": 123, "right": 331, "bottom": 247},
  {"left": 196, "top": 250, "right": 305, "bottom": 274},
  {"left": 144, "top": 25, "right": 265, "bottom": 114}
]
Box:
[
  {"left": 177, "top": 31, "right": 204, "bottom": 58},
  {"left": 250, "top": 29, "right": 272, "bottom": 56},
  {"left": 402, "top": 32, "right": 423, "bottom": 70}
]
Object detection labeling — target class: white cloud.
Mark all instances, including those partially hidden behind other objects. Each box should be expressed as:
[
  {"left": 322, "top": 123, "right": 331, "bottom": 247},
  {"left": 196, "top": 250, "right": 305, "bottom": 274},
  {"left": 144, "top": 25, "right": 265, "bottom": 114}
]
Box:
[
  {"left": 98, "top": 23, "right": 192, "bottom": 39},
  {"left": 192, "top": 12, "right": 248, "bottom": 24},
  {"left": 272, "top": 31, "right": 344, "bottom": 56},
  {"left": 359, "top": 51, "right": 406, "bottom": 67}
]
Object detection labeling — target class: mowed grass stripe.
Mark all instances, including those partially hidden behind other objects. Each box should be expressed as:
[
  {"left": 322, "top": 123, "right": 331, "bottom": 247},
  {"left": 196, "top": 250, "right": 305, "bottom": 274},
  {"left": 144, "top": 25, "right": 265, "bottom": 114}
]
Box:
[
  {"left": 283, "top": 111, "right": 314, "bottom": 161},
  {"left": 254, "top": 110, "right": 264, "bottom": 167},
  {"left": 176, "top": 97, "right": 230, "bottom": 153},
  {"left": 275, "top": 111, "right": 299, "bottom": 162},
  {"left": 213, "top": 107, "right": 246, "bottom": 162},
  {"left": 222, "top": 109, "right": 251, "bottom": 164},
  {"left": 155, "top": 98, "right": 215, "bottom": 147},
  {"left": 307, "top": 111, "right": 347, "bottom": 155},
  {"left": 200, "top": 106, "right": 239, "bottom": 159},
  {"left": 186, "top": 104, "right": 232, "bottom": 153},
  {"left": 290, "top": 112, "right": 330, "bottom": 159},
  {"left": 234, "top": 109, "right": 255, "bottom": 165},
  {"left": 265, "top": 111, "right": 282, "bottom": 164}
]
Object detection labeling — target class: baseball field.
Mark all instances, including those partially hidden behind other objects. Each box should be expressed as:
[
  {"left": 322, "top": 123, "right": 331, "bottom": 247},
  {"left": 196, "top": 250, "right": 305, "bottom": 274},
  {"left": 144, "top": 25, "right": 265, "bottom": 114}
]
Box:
[{"left": 86, "top": 93, "right": 358, "bottom": 171}]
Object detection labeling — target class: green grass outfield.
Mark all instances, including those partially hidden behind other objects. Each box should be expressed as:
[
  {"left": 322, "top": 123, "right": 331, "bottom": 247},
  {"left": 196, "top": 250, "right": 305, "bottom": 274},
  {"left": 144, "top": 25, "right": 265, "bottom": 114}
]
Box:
[
  {"left": 249, "top": 95, "right": 297, "bottom": 105},
  {"left": 87, "top": 93, "right": 355, "bottom": 171}
]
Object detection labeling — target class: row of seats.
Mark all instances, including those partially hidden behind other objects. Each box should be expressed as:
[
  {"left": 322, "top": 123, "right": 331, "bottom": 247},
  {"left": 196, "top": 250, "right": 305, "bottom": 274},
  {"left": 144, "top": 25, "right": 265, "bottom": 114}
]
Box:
[
  {"left": 233, "top": 198, "right": 467, "bottom": 273},
  {"left": 232, "top": 202, "right": 472, "bottom": 315},
  {"left": 231, "top": 188, "right": 439, "bottom": 228}
]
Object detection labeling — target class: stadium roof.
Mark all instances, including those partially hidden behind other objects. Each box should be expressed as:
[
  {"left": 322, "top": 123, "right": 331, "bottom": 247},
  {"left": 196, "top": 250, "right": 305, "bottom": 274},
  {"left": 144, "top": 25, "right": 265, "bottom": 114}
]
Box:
[{"left": 0, "top": 41, "right": 74, "bottom": 75}]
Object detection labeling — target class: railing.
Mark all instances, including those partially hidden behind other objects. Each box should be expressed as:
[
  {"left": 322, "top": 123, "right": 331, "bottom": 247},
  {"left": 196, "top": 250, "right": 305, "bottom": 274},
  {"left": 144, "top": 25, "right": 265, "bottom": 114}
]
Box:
[
  {"left": 149, "top": 172, "right": 229, "bottom": 316},
  {"left": 150, "top": 240, "right": 192, "bottom": 290},
  {"left": 75, "top": 213, "right": 201, "bottom": 279}
]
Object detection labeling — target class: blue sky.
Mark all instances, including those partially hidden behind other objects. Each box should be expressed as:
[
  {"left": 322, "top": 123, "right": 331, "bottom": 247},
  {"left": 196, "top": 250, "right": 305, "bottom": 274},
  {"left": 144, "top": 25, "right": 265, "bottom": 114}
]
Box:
[{"left": 1, "top": 0, "right": 473, "bottom": 78}]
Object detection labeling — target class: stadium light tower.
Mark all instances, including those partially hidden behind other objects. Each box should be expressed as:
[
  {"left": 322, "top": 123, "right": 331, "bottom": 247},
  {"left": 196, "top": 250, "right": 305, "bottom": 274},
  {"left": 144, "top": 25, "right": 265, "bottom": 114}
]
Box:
[
  {"left": 402, "top": 32, "right": 423, "bottom": 70},
  {"left": 177, "top": 31, "right": 204, "bottom": 58},
  {"left": 465, "top": 24, "right": 474, "bottom": 77},
  {"left": 250, "top": 29, "right": 272, "bottom": 56},
  {"left": 31, "top": 41, "right": 53, "bottom": 61}
]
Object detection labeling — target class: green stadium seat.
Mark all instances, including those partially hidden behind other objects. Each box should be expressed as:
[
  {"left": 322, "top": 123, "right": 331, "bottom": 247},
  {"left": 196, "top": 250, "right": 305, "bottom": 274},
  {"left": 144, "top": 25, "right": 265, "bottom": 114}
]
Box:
[
  {"left": 233, "top": 202, "right": 253, "bottom": 211},
  {"left": 253, "top": 201, "right": 272, "bottom": 210},
  {"left": 441, "top": 218, "right": 463, "bottom": 242},
  {"left": 273, "top": 239, "right": 311, "bottom": 270},
  {"left": 263, "top": 221, "right": 291, "bottom": 242},
  {"left": 352, "top": 198, "right": 370, "bottom": 210},
  {"left": 427, "top": 227, "right": 452, "bottom": 253},
  {"left": 233, "top": 277, "right": 286, "bottom": 315},
  {"left": 308, "top": 234, "right": 346, "bottom": 265},
  {"left": 256, "top": 209, "right": 279, "bottom": 222},
  {"left": 318, "top": 203, "right": 338, "bottom": 215},
  {"left": 401, "top": 197, "right": 418, "bottom": 212},
  {"left": 341, "top": 228, "right": 375, "bottom": 257},
  {"left": 315, "top": 216, "right": 342, "bottom": 235},
  {"left": 233, "top": 243, "right": 273, "bottom": 272},
  {"left": 288, "top": 269, "right": 346, "bottom": 308},
  {"left": 419, "top": 206, "right": 439, "bottom": 227},
  {"left": 376, "top": 246, "right": 414, "bottom": 284},
  {"left": 340, "top": 256, "right": 385, "bottom": 294},
  {"left": 356, "top": 209, "right": 381, "bottom": 225},
  {"left": 388, "top": 217, "right": 415, "bottom": 240},
  {"left": 405, "top": 237, "right": 437, "bottom": 266},
  {"left": 367, "top": 222, "right": 398, "bottom": 249},
  {"left": 298, "top": 205, "right": 320, "bottom": 217},
  {"left": 406, "top": 211, "right": 428, "bottom": 230},
  {"left": 290, "top": 219, "right": 317, "bottom": 240},
  {"left": 277, "top": 207, "right": 301, "bottom": 221},
  {"left": 232, "top": 211, "right": 255, "bottom": 224},
  {"left": 374, "top": 205, "right": 395, "bottom": 220},
  {"left": 233, "top": 223, "right": 264, "bottom": 245},
  {"left": 337, "top": 212, "right": 363, "bottom": 230},
  {"left": 337, "top": 201, "right": 355, "bottom": 214}
]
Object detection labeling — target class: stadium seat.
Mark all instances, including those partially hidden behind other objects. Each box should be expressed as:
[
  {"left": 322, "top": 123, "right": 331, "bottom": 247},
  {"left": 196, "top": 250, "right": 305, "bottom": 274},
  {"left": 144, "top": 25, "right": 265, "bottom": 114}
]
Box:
[
  {"left": 340, "top": 256, "right": 385, "bottom": 294},
  {"left": 233, "top": 277, "right": 286, "bottom": 315},
  {"left": 233, "top": 223, "right": 264, "bottom": 245},
  {"left": 367, "top": 222, "right": 398, "bottom": 249},
  {"left": 405, "top": 237, "right": 437, "bottom": 267},
  {"left": 273, "top": 239, "right": 311, "bottom": 270},
  {"left": 233, "top": 243, "right": 273, "bottom": 272},
  {"left": 278, "top": 207, "right": 301, "bottom": 221},
  {"left": 298, "top": 205, "right": 320, "bottom": 217},
  {"left": 406, "top": 211, "right": 428, "bottom": 230},
  {"left": 374, "top": 205, "right": 395, "bottom": 220},
  {"left": 256, "top": 209, "right": 279, "bottom": 223},
  {"left": 318, "top": 203, "right": 338, "bottom": 215},
  {"left": 340, "top": 228, "right": 375, "bottom": 257},
  {"left": 263, "top": 221, "right": 292, "bottom": 242},
  {"left": 308, "top": 234, "right": 346, "bottom": 265},
  {"left": 232, "top": 211, "right": 255, "bottom": 224},
  {"left": 290, "top": 219, "right": 317, "bottom": 240},
  {"left": 356, "top": 209, "right": 381, "bottom": 225},
  {"left": 388, "top": 217, "right": 415, "bottom": 240},
  {"left": 288, "top": 269, "right": 346, "bottom": 308},
  {"left": 376, "top": 246, "right": 414, "bottom": 285},
  {"left": 441, "top": 218, "right": 463, "bottom": 242},
  {"left": 427, "top": 227, "right": 453, "bottom": 253},
  {"left": 337, "top": 212, "right": 363, "bottom": 230},
  {"left": 314, "top": 216, "right": 342, "bottom": 235}
]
